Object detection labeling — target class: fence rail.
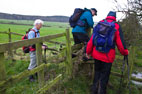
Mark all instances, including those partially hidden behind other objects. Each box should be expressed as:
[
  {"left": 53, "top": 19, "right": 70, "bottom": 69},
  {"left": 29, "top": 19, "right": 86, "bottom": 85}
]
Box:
[
  {"left": 0, "top": 33, "right": 65, "bottom": 53},
  {"left": 1, "top": 28, "right": 142, "bottom": 93},
  {"left": 0, "top": 29, "right": 72, "bottom": 94}
]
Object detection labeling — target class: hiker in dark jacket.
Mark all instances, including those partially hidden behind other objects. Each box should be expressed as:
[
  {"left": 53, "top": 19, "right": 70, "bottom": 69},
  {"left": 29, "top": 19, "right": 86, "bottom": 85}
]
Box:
[
  {"left": 86, "top": 11, "right": 129, "bottom": 94},
  {"left": 72, "top": 8, "right": 97, "bottom": 44}
]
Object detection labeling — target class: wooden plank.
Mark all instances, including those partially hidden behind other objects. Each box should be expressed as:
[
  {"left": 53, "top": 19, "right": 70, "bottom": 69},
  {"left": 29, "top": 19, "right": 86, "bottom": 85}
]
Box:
[
  {"left": 72, "top": 44, "right": 83, "bottom": 52},
  {"left": 47, "top": 40, "right": 66, "bottom": 46},
  {"left": 0, "top": 31, "right": 9, "bottom": 34},
  {"left": 0, "top": 53, "right": 6, "bottom": 94},
  {"left": 111, "top": 71, "right": 142, "bottom": 82},
  {"left": 46, "top": 47, "right": 59, "bottom": 52},
  {"left": 69, "top": 53, "right": 142, "bottom": 83},
  {"left": 36, "top": 43, "right": 45, "bottom": 88},
  {"left": 0, "top": 31, "right": 23, "bottom": 36},
  {"left": 65, "top": 29, "right": 72, "bottom": 76},
  {"left": 111, "top": 71, "right": 123, "bottom": 77},
  {"left": 131, "top": 76, "right": 142, "bottom": 82},
  {"left": 10, "top": 32, "right": 24, "bottom": 36},
  {"left": 0, "top": 63, "right": 51, "bottom": 89},
  {"left": 0, "top": 33, "right": 65, "bottom": 53},
  {"left": 36, "top": 74, "right": 62, "bottom": 94}
]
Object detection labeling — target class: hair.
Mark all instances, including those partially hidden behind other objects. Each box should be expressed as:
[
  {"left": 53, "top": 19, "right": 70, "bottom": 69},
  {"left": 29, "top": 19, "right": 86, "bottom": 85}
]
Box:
[{"left": 34, "top": 19, "right": 44, "bottom": 26}]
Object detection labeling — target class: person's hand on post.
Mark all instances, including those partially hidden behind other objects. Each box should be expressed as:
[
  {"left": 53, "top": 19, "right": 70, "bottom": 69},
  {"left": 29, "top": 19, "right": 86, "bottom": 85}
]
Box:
[
  {"left": 86, "top": 53, "right": 90, "bottom": 59},
  {"left": 42, "top": 45, "right": 48, "bottom": 50}
]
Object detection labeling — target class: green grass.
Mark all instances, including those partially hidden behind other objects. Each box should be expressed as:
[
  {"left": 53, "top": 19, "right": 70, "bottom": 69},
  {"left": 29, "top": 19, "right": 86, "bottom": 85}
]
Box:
[
  {"left": 5, "top": 60, "right": 38, "bottom": 94},
  {"left": 0, "top": 20, "right": 70, "bottom": 43},
  {"left": 62, "top": 75, "right": 90, "bottom": 94},
  {"left": 1, "top": 19, "right": 142, "bottom": 94},
  {"left": 0, "top": 19, "right": 73, "bottom": 50},
  {"left": 0, "top": 19, "right": 73, "bottom": 93}
]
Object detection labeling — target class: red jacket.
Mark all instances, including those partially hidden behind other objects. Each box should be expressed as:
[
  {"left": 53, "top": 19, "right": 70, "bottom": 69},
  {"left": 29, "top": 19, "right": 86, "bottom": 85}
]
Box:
[{"left": 86, "top": 16, "right": 128, "bottom": 63}]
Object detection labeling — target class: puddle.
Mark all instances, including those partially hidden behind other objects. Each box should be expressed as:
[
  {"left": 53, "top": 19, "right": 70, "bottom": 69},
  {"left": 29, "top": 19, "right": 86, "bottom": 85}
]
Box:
[{"left": 131, "top": 72, "right": 142, "bottom": 86}]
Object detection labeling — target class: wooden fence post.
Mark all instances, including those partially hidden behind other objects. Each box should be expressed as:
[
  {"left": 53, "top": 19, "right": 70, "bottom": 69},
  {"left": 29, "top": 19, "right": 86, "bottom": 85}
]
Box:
[
  {"left": 8, "top": 28, "right": 12, "bottom": 42},
  {"left": 65, "top": 29, "right": 72, "bottom": 77},
  {"left": 122, "top": 46, "right": 135, "bottom": 86},
  {"left": 126, "top": 46, "right": 135, "bottom": 85},
  {"left": 0, "top": 52, "right": 7, "bottom": 94},
  {"left": 129, "top": 46, "right": 135, "bottom": 75},
  {"left": 36, "top": 43, "right": 45, "bottom": 88},
  {"left": 8, "top": 28, "right": 13, "bottom": 60}
]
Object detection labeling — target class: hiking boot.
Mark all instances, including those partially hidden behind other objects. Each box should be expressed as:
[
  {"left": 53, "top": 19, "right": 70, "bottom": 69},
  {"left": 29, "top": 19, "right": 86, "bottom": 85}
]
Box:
[
  {"left": 72, "top": 53, "right": 77, "bottom": 58},
  {"left": 29, "top": 78, "right": 35, "bottom": 82},
  {"left": 83, "top": 55, "right": 89, "bottom": 61},
  {"left": 29, "top": 75, "right": 35, "bottom": 82},
  {"left": 35, "top": 73, "right": 38, "bottom": 78},
  {"left": 90, "top": 90, "right": 98, "bottom": 94},
  {"left": 90, "top": 84, "right": 98, "bottom": 94}
]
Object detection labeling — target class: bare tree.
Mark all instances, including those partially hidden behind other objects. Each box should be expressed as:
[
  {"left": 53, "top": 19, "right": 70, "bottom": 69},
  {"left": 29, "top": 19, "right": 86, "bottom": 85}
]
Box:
[
  {"left": 113, "top": 0, "right": 142, "bottom": 46},
  {"left": 114, "top": 0, "right": 142, "bottom": 21}
]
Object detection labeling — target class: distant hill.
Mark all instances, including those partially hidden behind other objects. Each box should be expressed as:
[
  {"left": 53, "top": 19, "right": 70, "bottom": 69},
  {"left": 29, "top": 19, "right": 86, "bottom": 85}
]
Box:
[{"left": 0, "top": 12, "right": 69, "bottom": 22}]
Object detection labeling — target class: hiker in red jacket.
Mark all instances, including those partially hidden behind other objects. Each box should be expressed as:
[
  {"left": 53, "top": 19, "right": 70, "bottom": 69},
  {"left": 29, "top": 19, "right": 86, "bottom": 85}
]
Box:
[{"left": 86, "top": 11, "right": 129, "bottom": 94}]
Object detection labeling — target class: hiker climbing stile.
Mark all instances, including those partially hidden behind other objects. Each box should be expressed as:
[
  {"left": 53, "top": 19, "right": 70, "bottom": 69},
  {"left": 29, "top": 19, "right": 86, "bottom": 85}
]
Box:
[
  {"left": 86, "top": 11, "right": 129, "bottom": 94},
  {"left": 70, "top": 8, "right": 97, "bottom": 44},
  {"left": 27, "top": 19, "right": 47, "bottom": 82},
  {"left": 69, "top": 8, "right": 97, "bottom": 59}
]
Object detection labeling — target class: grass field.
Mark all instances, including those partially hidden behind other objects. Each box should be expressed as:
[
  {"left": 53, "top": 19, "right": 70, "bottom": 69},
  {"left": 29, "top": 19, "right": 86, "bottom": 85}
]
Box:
[
  {"left": 0, "top": 19, "right": 70, "bottom": 44},
  {"left": 0, "top": 19, "right": 72, "bottom": 94},
  {"left": 0, "top": 19, "right": 142, "bottom": 94}
]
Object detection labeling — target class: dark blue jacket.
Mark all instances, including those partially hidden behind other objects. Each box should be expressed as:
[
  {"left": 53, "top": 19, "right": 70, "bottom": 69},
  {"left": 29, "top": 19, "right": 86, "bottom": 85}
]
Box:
[{"left": 72, "top": 10, "right": 94, "bottom": 34}]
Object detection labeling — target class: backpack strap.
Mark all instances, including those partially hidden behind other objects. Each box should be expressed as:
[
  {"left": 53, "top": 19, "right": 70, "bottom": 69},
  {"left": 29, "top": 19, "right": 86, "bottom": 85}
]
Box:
[
  {"left": 30, "top": 29, "right": 37, "bottom": 37},
  {"left": 104, "top": 19, "right": 116, "bottom": 31},
  {"left": 104, "top": 19, "right": 107, "bottom": 22},
  {"left": 104, "top": 19, "right": 116, "bottom": 24}
]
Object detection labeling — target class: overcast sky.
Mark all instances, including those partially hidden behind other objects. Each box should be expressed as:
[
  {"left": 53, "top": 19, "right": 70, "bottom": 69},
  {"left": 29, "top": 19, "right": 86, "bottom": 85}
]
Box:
[{"left": 0, "top": 0, "right": 127, "bottom": 22}]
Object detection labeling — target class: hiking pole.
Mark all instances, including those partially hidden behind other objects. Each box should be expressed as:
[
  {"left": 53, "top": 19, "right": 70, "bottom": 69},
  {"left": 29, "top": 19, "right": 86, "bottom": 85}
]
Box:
[
  {"left": 124, "top": 55, "right": 131, "bottom": 94},
  {"left": 118, "top": 55, "right": 126, "bottom": 94}
]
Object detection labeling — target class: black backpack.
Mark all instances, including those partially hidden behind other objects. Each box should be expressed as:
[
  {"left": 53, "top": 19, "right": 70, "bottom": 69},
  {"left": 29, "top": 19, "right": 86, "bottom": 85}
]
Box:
[{"left": 69, "top": 8, "right": 87, "bottom": 28}]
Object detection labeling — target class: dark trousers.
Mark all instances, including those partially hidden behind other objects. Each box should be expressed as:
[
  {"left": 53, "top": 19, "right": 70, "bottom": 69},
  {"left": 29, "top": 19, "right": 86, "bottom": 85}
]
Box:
[
  {"left": 72, "top": 32, "right": 90, "bottom": 53},
  {"left": 72, "top": 32, "right": 90, "bottom": 44},
  {"left": 91, "top": 60, "right": 112, "bottom": 94}
]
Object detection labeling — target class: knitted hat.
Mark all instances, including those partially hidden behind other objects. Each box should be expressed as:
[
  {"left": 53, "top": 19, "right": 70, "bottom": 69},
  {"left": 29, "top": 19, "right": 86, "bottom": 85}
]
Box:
[{"left": 107, "top": 11, "right": 116, "bottom": 18}]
